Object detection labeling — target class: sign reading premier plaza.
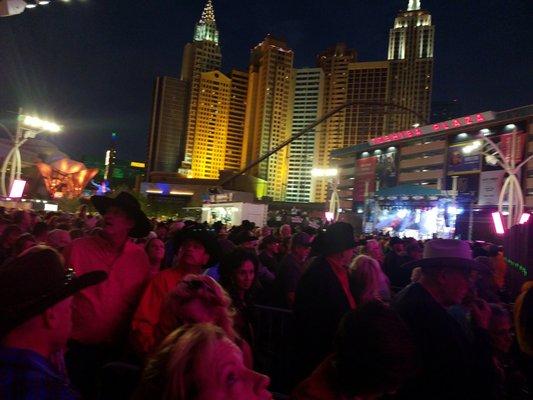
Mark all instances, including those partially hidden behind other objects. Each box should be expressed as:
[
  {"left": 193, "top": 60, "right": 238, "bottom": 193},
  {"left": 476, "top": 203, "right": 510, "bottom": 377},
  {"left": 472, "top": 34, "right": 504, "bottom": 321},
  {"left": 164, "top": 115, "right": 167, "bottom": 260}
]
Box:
[{"left": 369, "top": 111, "right": 496, "bottom": 146}]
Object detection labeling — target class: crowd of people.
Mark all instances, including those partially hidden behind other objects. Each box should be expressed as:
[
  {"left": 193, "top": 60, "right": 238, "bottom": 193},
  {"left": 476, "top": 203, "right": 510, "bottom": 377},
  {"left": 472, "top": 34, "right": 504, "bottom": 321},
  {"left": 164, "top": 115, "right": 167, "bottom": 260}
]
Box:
[{"left": 0, "top": 190, "right": 531, "bottom": 399}]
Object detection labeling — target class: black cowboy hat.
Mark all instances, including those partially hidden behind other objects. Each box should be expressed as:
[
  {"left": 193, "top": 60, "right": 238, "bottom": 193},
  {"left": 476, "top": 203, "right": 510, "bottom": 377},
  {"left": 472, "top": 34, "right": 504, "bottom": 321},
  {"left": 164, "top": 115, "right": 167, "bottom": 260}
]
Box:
[
  {"left": 91, "top": 191, "right": 152, "bottom": 238},
  {"left": 0, "top": 246, "right": 107, "bottom": 336},
  {"left": 312, "top": 222, "right": 358, "bottom": 256},
  {"left": 173, "top": 224, "right": 221, "bottom": 267}
]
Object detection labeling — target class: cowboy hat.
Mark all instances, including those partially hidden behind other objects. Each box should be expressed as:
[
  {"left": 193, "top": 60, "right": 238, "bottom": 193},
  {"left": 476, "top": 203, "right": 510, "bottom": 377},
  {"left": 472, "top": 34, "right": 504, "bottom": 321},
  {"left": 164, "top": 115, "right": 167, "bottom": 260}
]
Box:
[
  {"left": 173, "top": 224, "right": 221, "bottom": 267},
  {"left": 402, "top": 239, "right": 484, "bottom": 271},
  {"left": 91, "top": 191, "right": 152, "bottom": 238},
  {"left": 312, "top": 222, "right": 357, "bottom": 256},
  {"left": 0, "top": 246, "right": 107, "bottom": 336}
]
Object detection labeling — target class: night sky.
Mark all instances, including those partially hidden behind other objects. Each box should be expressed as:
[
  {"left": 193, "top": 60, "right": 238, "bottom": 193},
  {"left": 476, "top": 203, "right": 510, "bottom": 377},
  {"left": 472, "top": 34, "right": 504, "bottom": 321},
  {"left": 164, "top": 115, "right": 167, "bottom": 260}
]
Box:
[{"left": 0, "top": 0, "right": 531, "bottom": 162}]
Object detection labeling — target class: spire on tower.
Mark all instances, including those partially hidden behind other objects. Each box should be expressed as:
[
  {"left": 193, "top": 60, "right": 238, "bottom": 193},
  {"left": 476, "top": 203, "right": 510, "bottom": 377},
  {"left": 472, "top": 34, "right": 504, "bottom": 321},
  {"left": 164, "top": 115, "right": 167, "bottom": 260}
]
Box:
[
  {"left": 200, "top": 0, "right": 216, "bottom": 23},
  {"left": 407, "top": 0, "right": 421, "bottom": 11},
  {"left": 193, "top": 0, "right": 219, "bottom": 44}
]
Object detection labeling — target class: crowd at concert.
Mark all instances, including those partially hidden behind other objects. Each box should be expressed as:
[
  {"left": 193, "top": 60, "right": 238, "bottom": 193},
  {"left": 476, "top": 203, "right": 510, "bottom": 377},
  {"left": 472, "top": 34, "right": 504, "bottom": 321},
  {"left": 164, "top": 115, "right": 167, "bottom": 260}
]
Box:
[{"left": 0, "top": 191, "right": 531, "bottom": 399}]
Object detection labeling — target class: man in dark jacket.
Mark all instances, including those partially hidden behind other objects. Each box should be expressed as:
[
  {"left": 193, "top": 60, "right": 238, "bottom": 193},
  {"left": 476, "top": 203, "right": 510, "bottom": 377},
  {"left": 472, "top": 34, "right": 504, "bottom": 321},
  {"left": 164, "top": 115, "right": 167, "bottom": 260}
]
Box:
[
  {"left": 274, "top": 232, "right": 312, "bottom": 309},
  {"left": 383, "top": 236, "right": 410, "bottom": 288},
  {"left": 292, "top": 222, "right": 357, "bottom": 383},
  {"left": 394, "top": 239, "right": 496, "bottom": 400}
]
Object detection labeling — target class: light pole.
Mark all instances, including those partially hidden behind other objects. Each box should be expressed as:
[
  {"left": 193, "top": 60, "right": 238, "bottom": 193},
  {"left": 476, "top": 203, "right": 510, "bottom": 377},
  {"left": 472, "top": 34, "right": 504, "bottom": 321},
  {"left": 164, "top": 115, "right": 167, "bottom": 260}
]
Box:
[
  {"left": 311, "top": 168, "right": 339, "bottom": 222},
  {"left": 0, "top": 110, "right": 61, "bottom": 196}
]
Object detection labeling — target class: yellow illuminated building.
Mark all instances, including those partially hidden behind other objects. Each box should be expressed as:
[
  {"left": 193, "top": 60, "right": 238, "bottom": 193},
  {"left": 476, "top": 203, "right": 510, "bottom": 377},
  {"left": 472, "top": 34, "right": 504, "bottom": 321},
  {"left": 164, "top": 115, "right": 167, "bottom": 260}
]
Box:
[
  {"left": 180, "top": 0, "right": 222, "bottom": 174},
  {"left": 190, "top": 71, "right": 231, "bottom": 179},
  {"left": 243, "top": 35, "right": 294, "bottom": 201},
  {"left": 226, "top": 69, "right": 248, "bottom": 172}
]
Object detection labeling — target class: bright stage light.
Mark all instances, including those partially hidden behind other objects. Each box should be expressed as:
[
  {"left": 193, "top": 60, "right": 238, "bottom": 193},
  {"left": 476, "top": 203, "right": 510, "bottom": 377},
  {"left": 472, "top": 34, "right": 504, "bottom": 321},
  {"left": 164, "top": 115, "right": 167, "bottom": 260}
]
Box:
[
  {"left": 397, "top": 209, "right": 409, "bottom": 218},
  {"left": 447, "top": 206, "right": 464, "bottom": 215},
  {"left": 311, "top": 168, "right": 338, "bottom": 178}
]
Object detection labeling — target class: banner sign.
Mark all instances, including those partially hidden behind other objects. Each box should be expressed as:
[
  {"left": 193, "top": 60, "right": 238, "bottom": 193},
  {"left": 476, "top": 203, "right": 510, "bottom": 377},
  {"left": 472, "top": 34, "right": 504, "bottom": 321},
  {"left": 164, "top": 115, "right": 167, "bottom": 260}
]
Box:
[
  {"left": 447, "top": 142, "right": 481, "bottom": 174},
  {"left": 478, "top": 170, "right": 506, "bottom": 206},
  {"left": 354, "top": 156, "right": 377, "bottom": 202},
  {"left": 376, "top": 152, "right": 397, "bottom": 189},
  {"left": 499, "top": 132, "right": 526, "bottom": 164}
]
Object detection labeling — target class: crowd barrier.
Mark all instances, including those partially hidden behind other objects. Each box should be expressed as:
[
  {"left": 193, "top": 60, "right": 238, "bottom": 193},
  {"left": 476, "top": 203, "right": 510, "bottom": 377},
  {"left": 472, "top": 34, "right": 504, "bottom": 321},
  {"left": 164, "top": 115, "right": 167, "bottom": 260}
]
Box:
[{"left": 253, "top": 304, "right": 294, "bottom": 396}]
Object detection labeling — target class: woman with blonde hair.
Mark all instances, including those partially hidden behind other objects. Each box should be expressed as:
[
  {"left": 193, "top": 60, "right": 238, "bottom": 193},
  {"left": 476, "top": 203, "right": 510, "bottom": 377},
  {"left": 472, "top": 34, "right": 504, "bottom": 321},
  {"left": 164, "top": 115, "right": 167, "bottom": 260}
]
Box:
[
  {"left": 135, "top": 323, "right": 272, "bottom": 400},
  {"left": 154, "top": 274, "right": 253, "bottom": 366},
  {"left": 349, "top": 255, "right": 391, "bottom": 304},
  {"left": 364, "top": 238, "right": 384, "bottom": 266}
]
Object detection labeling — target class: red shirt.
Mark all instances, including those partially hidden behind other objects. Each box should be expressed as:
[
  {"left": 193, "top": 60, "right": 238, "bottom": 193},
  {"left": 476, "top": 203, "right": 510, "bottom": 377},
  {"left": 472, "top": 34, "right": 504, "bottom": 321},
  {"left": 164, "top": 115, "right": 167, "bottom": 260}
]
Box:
[
  {"left": 66, "top": 235, "right": 150, "bottom": 345},
  {"left": 130, "top": 267, "right": 189, "bottom": 355},
  {"left": 326, "top": 256, "right": 356, "bottom": 310}
]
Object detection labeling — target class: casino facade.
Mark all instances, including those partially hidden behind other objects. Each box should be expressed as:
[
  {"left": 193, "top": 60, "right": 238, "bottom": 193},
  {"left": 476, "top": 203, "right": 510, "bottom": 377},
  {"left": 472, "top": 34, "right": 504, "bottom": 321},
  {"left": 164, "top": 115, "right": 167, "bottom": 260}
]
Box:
[{"left": 330, "top": 104, "right": 533, "bottom": 241}]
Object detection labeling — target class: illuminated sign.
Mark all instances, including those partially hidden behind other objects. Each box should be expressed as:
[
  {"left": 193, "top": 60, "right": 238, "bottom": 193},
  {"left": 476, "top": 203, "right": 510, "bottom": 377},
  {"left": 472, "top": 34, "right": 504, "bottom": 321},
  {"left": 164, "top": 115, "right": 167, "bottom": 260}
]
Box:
[
  {"left": 369, "top": 111, "right": 496, "bottom": 146},
  {"left": 9, "top": 179, "right": 26, "bottom": 198},
  {"left": 130, "top": 161, "right": 146, "bottom": 168},
  {"left": 44, "top": 203, "right": 59, "bottom": 212}
]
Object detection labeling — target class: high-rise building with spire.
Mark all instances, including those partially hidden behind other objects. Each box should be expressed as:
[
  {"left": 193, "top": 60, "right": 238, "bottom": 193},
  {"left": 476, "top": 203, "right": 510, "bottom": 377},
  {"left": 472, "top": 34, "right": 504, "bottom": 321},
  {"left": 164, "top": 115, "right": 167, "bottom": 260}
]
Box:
[
  {"left": 243, "top": 35, "right": 294, "bottom": 201},
  {"left": 180, "top": 0, "right": 222, "bottom": 174},
  {"left": 386, "top": 0, "right": 434, "bottom": 132}
]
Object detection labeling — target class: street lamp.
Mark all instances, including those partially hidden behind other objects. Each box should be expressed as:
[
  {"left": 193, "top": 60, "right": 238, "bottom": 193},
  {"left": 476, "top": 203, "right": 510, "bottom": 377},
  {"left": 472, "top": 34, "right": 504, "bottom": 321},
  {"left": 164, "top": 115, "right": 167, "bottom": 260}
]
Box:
[
  {"left": 1, "top": 110, "right": 62, "bottom": 196},
  {"left": 311, "top": 168, "right": 340, "bottom": 222}
]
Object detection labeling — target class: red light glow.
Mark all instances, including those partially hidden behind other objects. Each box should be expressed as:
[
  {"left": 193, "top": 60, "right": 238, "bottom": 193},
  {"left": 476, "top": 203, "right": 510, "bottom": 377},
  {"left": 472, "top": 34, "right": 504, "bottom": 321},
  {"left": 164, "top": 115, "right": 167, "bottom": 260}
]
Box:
[
  {"left": 491, "top": 212, "right": 505, "bottom": 234},
  {"left": 369, "top": 111, "right": 495, "bottom": 146},
  {"left": 519, "top": 213, "right": 530, "bottom": 224}
]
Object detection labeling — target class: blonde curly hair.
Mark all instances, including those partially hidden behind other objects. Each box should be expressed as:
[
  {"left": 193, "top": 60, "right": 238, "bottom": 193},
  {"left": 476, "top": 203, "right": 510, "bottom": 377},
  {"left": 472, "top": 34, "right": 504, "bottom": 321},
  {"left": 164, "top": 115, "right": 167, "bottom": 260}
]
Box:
[
  {"left": 136, "top": 323, "right": 227, "bottom": 400},
  {"left": 155, "top": 274, "right": 236, "bottom": 349}
]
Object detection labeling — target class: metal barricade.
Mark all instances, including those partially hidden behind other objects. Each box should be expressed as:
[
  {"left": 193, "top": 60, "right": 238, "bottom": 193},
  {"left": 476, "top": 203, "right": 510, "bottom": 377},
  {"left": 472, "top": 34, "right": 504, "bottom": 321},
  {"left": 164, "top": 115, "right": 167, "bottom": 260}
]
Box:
[{"left": 252, "top": 304, "right": 293, "bottom": 395}]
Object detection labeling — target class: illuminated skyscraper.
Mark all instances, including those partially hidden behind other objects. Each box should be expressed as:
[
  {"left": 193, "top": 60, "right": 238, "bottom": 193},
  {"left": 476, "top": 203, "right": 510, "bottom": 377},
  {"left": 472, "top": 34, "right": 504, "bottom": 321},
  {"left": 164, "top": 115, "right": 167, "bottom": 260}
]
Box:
[
  {"left": 226, "top": 69, "right": 249, "bottom": 172},
  {"left": 243, "top": 35, "right": 294, "bottom": 201},
  {"left": 386, "top": 0, "right": 434, "bottom": 131},
  {"left": 314, "top": 43, "right": 357, "bottom": 202},
  {"left": 103, "top": 132, "right": 118, "bottom": 182},
  {"left": 180, "top": 0, "right": 222, "bottom": 174},
  {"left": 146, "top": 76, "right": 188, "bottom": 177},
  {"left": 190, "top": 71, "right": 231, "bottom": 179},
  {"left": 287, "top": 68, "right": 324, "bottom": 202},
  {"left": 345, "top": 61, "right": 390, "bottom": 144}
]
